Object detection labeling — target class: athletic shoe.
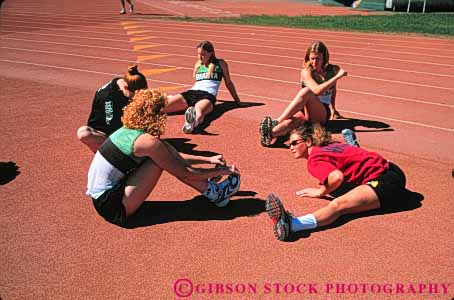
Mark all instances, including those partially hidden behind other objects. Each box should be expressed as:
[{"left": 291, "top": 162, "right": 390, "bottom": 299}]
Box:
[
  {"left": 182, "top": 107, "right": 197, "bottom": 134},
  {"left": 265, "top": 193, "right": 292, "bottom": 241},
  {"left": 120, "top": 8, "right": 126, "bottom": 14},
  {"left": 129, "top": 4, "right": 134, "bottom": 13},
  {"left": 259, "top": 116, "right": 278, "bottom": 147},
  {"left": 212, "top": 174, "right": 241, "bottom": 207},
  {"left": 342, "top": 128, "right": 359, "bottom": 147}
]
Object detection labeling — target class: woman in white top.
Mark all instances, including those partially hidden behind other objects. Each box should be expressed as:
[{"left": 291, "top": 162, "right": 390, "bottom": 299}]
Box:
[{"left": 166, "top": 41, "right": 241, "bottom": 133}]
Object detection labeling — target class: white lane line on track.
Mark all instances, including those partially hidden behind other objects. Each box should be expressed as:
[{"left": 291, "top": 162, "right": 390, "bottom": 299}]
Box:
[
  {"left": 5, "top": 45, "right": 454, "bottom": 99},
  {"left": 3, "top": 24, "right": 454, "bottom": 61},
  {"left": 3, "top": 30, "right": 454, "bottom": 70},
  {"left": 2, "top": 13, "right": 454, "bottom": 46},
  {"left": 3, "top": 20, "right": 454, "bottom": 54},
  {"left": 3, "top": 29, "right": 454, "bottom": 71},
  {"left": 4, "top": 37, "right": 454, "bottom": 79},
  {"left": 3, "top": 41, "right": 453, "bottom": 92},
  {"left": 3, "top": 44, "right": 454, "bottom": 105},
  {"left": 1, "top": 58, "right": 453, "bottom": 133}
]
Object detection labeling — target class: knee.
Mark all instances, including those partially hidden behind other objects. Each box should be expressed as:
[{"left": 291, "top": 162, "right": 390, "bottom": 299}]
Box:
[
  {"left": 77, "top": 126, "right": 92, "bottom": 142},
  {"left": 327, "top": 197, "right": 354, "bottom": 215},
  {"left": 296, "top": 87, "right": 310, "bottom": 99}
]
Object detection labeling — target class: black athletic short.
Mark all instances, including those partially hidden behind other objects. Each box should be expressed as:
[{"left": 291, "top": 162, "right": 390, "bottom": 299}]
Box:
[
  {"left": 92, "top": 177, "right": 128, "bottom": 226},
  {"left": 181, "top": 90, "right": 217, "bottom": 107},
  {"left": 366, "top": 162, "right": 407, "bottom": 209}
]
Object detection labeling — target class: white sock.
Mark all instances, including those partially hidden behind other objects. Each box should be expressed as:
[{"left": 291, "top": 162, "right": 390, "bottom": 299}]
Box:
[{"left": 291, "top": 214, "right": 318, "bottom": 232}]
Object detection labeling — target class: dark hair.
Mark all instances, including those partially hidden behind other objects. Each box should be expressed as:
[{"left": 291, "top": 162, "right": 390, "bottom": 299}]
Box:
[{"left": 124, "top": 65, "right": 148, "bottom": 92}]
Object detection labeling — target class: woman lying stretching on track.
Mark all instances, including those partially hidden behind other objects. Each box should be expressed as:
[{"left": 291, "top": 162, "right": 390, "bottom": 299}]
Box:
[
  {"left": 77, "top": 65, "right": 148, "bottom": 153},
  {"left": 166, "top": 40, "right": 241, "bottom": 134},
  {"left": 266, "top": 122, "right": 406, "bottom": 241},
  {"left": 86, "top": 89, "right": 241, "bottom": 226},
  {"left": 259, "top": 41, "right": 347, "bottom": 147}
]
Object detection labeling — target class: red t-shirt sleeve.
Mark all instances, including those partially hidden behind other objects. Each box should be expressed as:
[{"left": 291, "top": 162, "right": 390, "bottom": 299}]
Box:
[{"left": 307, "top": 156, "right": 338, "bottom": 185}]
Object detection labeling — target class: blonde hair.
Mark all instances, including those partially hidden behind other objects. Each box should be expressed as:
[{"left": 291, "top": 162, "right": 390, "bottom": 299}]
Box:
[
  {"left": 194, "top": 41, "right": 218, "bottom": 76},
  {"left": 121, "top": 89, "right": 167, "bottom": 136},
  {"left": 291, "top": 122, "right": 332, "bottom": 147},
  {"left": 124, "top": 65, "right": 148, "bottom": 94},
  {"left": 303, "top": 41, "right": 330, "bottom": 70}
]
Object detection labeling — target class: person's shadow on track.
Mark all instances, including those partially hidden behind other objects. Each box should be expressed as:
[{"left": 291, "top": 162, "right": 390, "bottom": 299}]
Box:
[
  {"left": 124, "top": 191, "right": 265, "bottom": 229},
  {"left": 327, "top": 117, "right": 393, "bottom": 134},
  {"left": 0, "top": 161, "right": 20, "bottom": 185},
  {"left": 172, "top": 100, "right": 264, "bottom": 135},
  {"left": 286, "top": 189, "right": 424, "bottom": 242},
  {"left": 163, "top": 137, "right": 219, "bottom": 156}
]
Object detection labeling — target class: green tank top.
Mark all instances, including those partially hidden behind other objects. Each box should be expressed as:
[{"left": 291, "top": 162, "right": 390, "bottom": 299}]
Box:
[{"left": 109, "top": 127, "right": 145, "bottom": 157}]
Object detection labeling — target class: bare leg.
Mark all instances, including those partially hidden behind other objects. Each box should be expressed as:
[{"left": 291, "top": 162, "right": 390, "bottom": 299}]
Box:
[
  {"left": 277, "top": 87, "right": 311, "bottom": 123},
  {"left": 166, "top": 94, "right": 189, "bottom": 113},
  {"left": 277, "top": 87, "right": 328, "bottom": 125},
  {"left": 194, "top": 99, "right": 214, "bottom": 126},
  {"left": 77, "top": 126, "right": 107, "bottom": 153},
  {"left": 120, "top": 0, "right": 126, "bottom": 9},
  {"left": 123, "top": 149, "right": 212, "bottom": 216},
  {"left": 312, "top": 185, "right": 380, "bottom": 227},
  {"left": 272, "top": 118, "right": 302, "bottom": 138}
]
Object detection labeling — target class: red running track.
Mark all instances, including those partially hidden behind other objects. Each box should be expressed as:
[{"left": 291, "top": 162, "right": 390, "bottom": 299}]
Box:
[{"left": 1, "top": 0, "right": 453, "bottom": 299}]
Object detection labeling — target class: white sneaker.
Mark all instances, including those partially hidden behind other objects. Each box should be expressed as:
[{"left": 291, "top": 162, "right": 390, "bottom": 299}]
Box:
[
  {"left": 129, "top": 4, "right": 134, "bottom": 13},
  {"left": 182, "top": 107, "right": 197, "bottom": 134},
  {"left": 120, "top": 8, "right": 126, "bottom": 14}
]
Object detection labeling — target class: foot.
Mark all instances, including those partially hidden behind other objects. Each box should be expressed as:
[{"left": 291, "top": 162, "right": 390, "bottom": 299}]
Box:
[
  {"left": 259, "top": 116, "right": 278, "bottom": 147},
  {"left": 182, "top": 107, "right": 197, "bottom": 134},
  {"left": 129, "top": 4, "right": 134, "bottom": 13},
  {"left": 265, "top": 193, "right": 292, "bottom": 241},
  {"left": 213, "top": 174, "right": 241, "bottom": 207},
  {"left": 341, "top": 128, "right": 360, "bottom": 147},
  {"left": 120, "top": 8, "right": 126, "bottom": 14}
]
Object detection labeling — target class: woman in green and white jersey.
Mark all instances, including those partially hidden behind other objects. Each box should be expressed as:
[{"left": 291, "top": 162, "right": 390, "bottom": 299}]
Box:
[
  {"left": 259, "top": 41, "right": 347, "bottom": 147},
  {"left": 166, "top": 41, "right": 241, "bottom": 134},
  {"left": 86, "top": 89, "right": 241, "bottom": 226}
]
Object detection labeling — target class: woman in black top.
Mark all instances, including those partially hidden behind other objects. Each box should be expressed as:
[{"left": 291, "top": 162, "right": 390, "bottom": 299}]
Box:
[{"left": 77, "top": 65, "right": 148, "bottom": 152}]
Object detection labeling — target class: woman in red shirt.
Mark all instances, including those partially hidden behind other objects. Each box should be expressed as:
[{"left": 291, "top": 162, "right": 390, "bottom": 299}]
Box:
[{"left": 266, "top": 122, "right": 406, "bottom": 241}]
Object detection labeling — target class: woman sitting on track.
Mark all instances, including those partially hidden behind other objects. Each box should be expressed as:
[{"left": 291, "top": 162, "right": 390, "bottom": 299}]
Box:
[
  {"left": 77, "top": 65, "right": 148, "bottom": 153},
  {"left": 86, "top": 89, "right": 241, "bottom": 227},
  {"left": 166, "top": 40, "right": 241, "bottom": 134},
  {"left": 265, "top": 122, "right": 406, "bottom": 241},
  {"left": 259, "top": 41, "right": 347, "bottom": 147}
]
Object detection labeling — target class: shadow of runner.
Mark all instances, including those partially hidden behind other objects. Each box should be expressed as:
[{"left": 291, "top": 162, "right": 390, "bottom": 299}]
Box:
[
  {"left": 197, "top": 100, "right": 264, "bottom": 134},
  {"left": 124, "top": 193, "right": 265, "bottom": 229},
  {"left": 327, "top": 117, "right": 393, "bottom": 134},
  {"left": 0, "top": 161, "right": 20, "bottom": 185},
  {"left": 287, "top": 189, "right": 424, "bottom": 242},
  {"left": 163, "top": 137, "right": 220, "bottom": 156}
]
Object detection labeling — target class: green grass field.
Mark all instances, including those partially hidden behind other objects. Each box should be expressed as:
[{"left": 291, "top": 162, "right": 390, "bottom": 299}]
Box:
[{"left": 176, "top": 14, "right": 454, "bottom": 37}]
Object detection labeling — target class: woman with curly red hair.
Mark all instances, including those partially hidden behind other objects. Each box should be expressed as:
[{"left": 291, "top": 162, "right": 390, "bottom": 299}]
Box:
[{"left": 86, "top": 89, "right": 241, "bottom": 226}]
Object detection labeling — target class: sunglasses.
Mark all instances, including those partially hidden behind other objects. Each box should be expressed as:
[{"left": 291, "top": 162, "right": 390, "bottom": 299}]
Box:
[{"left": 288, "top": 139, "right": 305, "bottom": 147}]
